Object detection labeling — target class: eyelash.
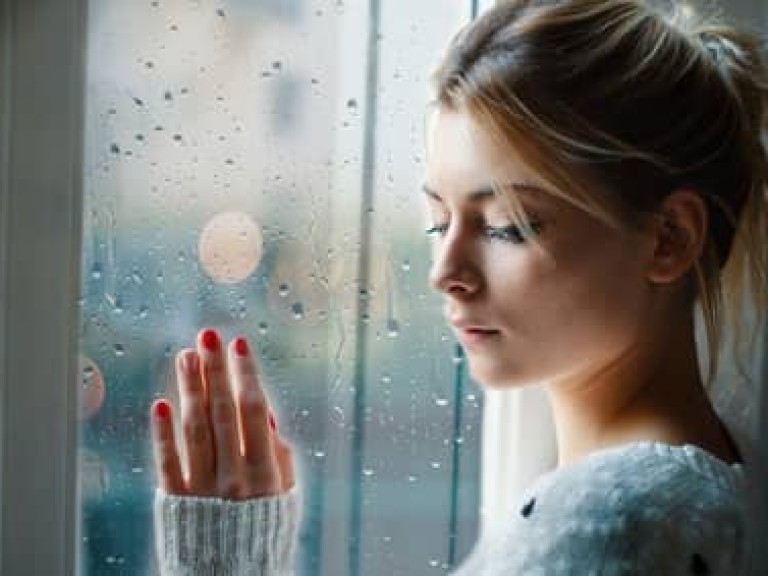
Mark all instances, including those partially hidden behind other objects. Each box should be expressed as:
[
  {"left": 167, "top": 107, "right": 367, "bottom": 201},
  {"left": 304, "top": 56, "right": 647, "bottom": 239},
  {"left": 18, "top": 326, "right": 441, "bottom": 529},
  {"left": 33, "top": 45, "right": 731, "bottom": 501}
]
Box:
[{"left": 425, "top": 222, "right": 541, "bottom": 244}]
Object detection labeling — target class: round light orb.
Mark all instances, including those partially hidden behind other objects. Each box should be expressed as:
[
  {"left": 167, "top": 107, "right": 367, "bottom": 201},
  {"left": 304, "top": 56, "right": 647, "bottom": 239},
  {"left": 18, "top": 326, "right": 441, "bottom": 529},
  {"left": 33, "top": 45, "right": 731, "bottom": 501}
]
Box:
[
  {"left": 79, "top": 356, "right": 105, "bottom": 419},
  {"left": 198, "top": 211, "right": 263, "bottom": 284}
]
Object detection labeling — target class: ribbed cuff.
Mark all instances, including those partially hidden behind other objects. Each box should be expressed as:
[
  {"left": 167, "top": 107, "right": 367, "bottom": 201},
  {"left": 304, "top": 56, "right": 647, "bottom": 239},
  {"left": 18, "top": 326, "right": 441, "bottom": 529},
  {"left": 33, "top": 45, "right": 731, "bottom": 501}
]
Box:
[{"left": 154, "top": 487, "right": 301, "bottom": 576}]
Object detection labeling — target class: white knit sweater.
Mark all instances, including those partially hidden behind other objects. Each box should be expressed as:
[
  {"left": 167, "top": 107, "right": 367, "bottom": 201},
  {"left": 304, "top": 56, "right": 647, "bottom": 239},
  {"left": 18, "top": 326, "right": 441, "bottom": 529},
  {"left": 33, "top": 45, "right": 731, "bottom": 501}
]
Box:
[{"left": 154, "top": 442, "right": 748, "bottom": 575}]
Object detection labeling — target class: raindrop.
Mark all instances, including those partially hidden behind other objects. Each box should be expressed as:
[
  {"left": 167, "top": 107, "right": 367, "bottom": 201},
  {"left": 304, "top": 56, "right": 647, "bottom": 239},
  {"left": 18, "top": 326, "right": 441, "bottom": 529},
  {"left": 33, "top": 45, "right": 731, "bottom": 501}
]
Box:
[
  {"left": 217, "top": 8, "right": 225, "bottom": 18},
  {"left": 314, "top": 451, "right": 326, "bottom": 459},
  {"left": 466, "top": 394, "right": 476, "bottom": 402},
  {"left": 107, "top": 107, "right": 117, "bottom": 115},
  {"left": 278, "top": 283, "right": 289, "bottom": 297},
  {"left": 145, "top": 61, "right": 155, "bottom": 69},
  {"left": 90, "top": 263, "right": 103, "bottom": 280},
  {"left": 272, "top": 61, "right": 282, "bottom": 71},
  {"left": 291, "top": 302, "right": 304, "bottom": 319},
  {"left": 401, "top": 260, "right": 411, "bottom": 272},
  {"left": 135, "top": 134, "right": 145, "bottom": 142},
  {"left": 114, "top": 343, "right": 126, "bottom": 357},
  {"left": 131, "top": 467, "right": 144, "bottom": 473},
  {"left": 435, "top": 398, "right": 449, "bottom": 407},
  {"left": 428, "top": 559, "right": 439, "bottom": 568},
  {"left": 362, "top": 468, "right": 374, "bottom": 477},
  {"left": 381, "top": 375, "right": 392, "bottom": 384},
  {"left": 138, "top": 305, "right": 149, "bottom": 319},
  {"left": 430, "top": 461, "right": 441, "bottom": 469},
  {"left": 173, "top": 133, "right": 182, "bottom": 142},
  {"left": 330, "top": 406, "right": 345, "bottom": 425},
  {"left": 258, "top": 321, "right": 269, "bottom": 335},
  {"left": 346, "top": 98, "right": 358, "bottom": 111},
  {"left": 131, "top": 269, "right": 144, "bottom": 284},
  {"left": 452, "top": 352, "right": 464, "bottom": 365},
  {"left": 386, "top": 318, "right": 400, "bottom": 338},
  {"left": 407, "top": 474, "right": 418, "bottom": 483},
  {"left": 109, "top": 143, "right": 120, "bottom": 154},
  {"left": 163, "top": 90, "right": 173, "bottom": 101},
  {"left": 133, "top": 97, "right": 144, "bottom": 106}
]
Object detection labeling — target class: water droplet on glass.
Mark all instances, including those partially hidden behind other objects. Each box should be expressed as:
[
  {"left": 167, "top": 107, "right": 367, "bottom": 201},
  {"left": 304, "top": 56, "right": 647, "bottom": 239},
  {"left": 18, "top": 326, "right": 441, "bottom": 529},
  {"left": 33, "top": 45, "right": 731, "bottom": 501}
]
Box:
[
  {"left": 401, "top": 260, "right": 411, "bottom": 272},
  {"left": 138, "top": 305, "right": 149, "bottom": 319},
  {"left": 381, "top": 374, "right": 391, "bottom": 384},
  {"left": 346, "top": 98, "right": 358, "bottom": 111},
  {"left": 435, "top": 397, "right": 449, "bottom": 407},
  {"left": 429, "top": 559, "right": 439, "bottom": 568},
  {"left": 330, "top": 406, "right": 345, "bottom": 425},
  {"left": 90, "top": 263, "right": 103, "bottom": 280},
  {"left": 407, "top": 474, "right": 418, "bottom": 483},
  {"left": 314, "top": 451, "right": 326, "bottom": 459},
  {"left": 430, "top": 461, "right": 441, "bottom": 469},
  {"left": 135, "top": 133, "right": 145, "bottom": 142},
  {"left": 173, "top": 133, "right": 182, "bottom": 142},
  {"left": 216, "top": 8, "right": 225, "bottom": 17},
  {"left": 278, "top": 283, "right": 289, "bottom": 297},
  {"left": 109, "top": 143, "right": 120, "bottom": 154},
  {"left": 452, "top": 353, "right": 464, "bottom": 365},
  {"left": 272, "top": 61, "right": 282, "bottom": 71},
  {"left": 131, "top": 467, "right": 144, "bottom": 473},
  {"left": 133, "top": 97, "right": 144, "bottom": 106},
  {"left": 258, "top": 321, "right": 268, "bottom": 335},
  {"left": 386, "top": 318, "right": 400, "bottom": 338},
  {"left": 131, "top": 269, "right": 144, "bottom": 284},
  {"left": 114, "top": 343, "right": 125, "bottom": 357},
  {"left": 164, "top": 90, "right": 173, "bottom": 101},
  {"left": 455, "top": 436, "right": 465, "bottom": 445},
  {"left": 362, "top": 468, "right": 374, "bottom": 477}
]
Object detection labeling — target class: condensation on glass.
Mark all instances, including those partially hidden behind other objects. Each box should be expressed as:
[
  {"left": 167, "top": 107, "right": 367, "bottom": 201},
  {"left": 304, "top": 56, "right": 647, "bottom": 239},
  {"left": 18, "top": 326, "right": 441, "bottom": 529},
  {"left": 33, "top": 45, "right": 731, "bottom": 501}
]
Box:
[{"left": 79, "top": 1, "right": 479, "bottom": 574}]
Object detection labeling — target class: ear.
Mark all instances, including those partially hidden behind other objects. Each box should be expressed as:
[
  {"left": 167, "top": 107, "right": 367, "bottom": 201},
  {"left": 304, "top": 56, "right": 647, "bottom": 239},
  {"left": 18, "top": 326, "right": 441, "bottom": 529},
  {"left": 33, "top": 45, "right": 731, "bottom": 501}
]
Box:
[{"left": 646, "top": 190, "right": 707, "bottom": 285}]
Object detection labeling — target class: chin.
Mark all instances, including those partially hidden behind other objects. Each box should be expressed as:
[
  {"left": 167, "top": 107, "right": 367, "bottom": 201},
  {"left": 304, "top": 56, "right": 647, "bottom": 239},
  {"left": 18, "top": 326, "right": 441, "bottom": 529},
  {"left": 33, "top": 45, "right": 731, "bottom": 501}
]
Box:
[{"left": 467, "top": 358, "right": 538, "bottom": 390}]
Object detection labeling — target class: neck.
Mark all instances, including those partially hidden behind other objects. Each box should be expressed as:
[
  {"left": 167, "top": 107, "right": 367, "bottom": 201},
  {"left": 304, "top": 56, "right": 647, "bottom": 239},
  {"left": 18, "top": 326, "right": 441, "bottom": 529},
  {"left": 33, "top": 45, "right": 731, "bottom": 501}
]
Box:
[{"left": 543, "top": 315, "right": 723, "bottom": 468}]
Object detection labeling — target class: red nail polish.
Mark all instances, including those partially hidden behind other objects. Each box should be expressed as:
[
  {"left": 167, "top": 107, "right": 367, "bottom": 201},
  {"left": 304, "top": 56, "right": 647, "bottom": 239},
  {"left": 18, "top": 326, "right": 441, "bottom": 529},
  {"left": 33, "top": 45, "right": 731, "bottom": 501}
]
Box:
[
  {"left": 234, "top": 337, "right": 249, "bottom": 356},
  {"left": 201, "top": 329, "right": 219, "bottom": 351},
  {"left": 268, "top": 411, "right": 277, "bottom": 432},
  {"left": 155, "top": 400, "right": 170, "bottom": 419}
]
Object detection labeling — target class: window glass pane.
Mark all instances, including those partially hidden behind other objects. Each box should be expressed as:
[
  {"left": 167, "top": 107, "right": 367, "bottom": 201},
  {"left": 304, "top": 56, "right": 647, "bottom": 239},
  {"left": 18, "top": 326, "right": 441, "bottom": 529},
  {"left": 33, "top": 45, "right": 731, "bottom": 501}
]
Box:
[{"left": 78, "top": 1, "right": 478, "bottom": 574}]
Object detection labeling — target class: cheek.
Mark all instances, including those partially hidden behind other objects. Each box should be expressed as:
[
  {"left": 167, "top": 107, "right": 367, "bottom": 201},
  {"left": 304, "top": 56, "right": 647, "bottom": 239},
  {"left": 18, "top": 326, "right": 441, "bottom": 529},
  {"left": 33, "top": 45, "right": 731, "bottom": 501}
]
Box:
[{"left": 490, "top": 241, "right": 648, "bottom": 373}]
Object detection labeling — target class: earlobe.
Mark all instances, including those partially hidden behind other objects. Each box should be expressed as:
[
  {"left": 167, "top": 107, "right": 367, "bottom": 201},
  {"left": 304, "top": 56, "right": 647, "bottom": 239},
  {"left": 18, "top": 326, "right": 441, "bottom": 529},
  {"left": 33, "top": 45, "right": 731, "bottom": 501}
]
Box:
[{"left": 646, "top": 191, "right": 707, "bottom": 285}]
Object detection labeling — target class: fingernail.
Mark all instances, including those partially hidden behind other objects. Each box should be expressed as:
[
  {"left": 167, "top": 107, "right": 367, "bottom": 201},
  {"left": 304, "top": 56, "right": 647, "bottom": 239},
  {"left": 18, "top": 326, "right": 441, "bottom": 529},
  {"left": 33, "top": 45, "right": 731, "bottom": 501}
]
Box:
[
  {"left": 201, "top": 329, "right": 219, "bottom": 351},
  {"left": 234, "top": 337, "right": 249, "bottom": 357},
  {"left": 268, "top": 411, "right": 277, "bottom": 432},
  {"left": 155, "top": 400, "right": 170, "bottom": 419}
]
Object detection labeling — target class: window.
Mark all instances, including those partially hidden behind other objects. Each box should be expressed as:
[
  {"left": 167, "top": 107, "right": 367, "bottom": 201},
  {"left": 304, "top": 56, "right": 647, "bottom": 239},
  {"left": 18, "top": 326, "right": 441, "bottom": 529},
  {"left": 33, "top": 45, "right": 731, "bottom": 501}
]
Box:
[{"left": 76, "top": 0, "right": 485, "bottom": 574}]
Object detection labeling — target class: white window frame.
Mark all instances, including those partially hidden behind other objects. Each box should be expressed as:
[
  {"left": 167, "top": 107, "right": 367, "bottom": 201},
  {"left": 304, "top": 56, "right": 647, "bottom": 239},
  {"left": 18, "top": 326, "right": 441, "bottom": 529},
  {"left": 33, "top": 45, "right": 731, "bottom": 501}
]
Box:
[{"left": 0, "top": 0, "right": 87, "bottom": 574}]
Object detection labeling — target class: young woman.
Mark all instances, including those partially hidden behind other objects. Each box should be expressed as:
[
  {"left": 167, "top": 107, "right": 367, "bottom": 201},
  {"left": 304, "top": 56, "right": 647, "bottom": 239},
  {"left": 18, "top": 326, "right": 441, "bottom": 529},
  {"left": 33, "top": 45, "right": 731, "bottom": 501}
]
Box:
[{"left": 150, "top": 0, "right": 767, "bottom": 573}]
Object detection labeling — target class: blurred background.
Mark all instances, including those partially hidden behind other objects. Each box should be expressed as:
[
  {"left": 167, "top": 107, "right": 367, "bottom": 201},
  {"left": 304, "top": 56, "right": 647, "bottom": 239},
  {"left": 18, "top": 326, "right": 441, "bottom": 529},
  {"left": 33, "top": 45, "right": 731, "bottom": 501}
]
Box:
[{"left": 77, "top": 1, "right": 482, "bottom": 574}]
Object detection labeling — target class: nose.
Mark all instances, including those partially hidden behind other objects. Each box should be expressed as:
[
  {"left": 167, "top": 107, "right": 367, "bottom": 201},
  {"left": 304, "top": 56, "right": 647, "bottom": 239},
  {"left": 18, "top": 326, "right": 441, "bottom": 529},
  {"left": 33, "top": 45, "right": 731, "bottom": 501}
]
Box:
[{"left": 428, "top": 228, "right": 482, "bottom": 297}]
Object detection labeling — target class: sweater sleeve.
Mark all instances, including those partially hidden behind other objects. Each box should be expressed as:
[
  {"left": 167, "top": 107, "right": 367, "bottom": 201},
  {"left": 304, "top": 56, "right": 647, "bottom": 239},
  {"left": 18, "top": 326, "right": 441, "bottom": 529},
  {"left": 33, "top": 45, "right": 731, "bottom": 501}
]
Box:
[{"left": 153, "top": 487, "right": 301, "bottom": 576}]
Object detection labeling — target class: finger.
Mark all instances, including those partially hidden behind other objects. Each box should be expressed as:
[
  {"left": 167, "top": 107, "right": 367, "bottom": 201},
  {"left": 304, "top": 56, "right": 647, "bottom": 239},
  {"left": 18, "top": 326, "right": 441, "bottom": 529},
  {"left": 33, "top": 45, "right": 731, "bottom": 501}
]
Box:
[
  {"left": 229, "top": 337, "right": 280, "bottom": 495},
  {"left": 150, "top": 399, "right": 186, "bottom": 494},
  {"left": 273, "top": 430, "right": 296, "bottom": 492},
  {"left": 176, "top": 348, "right": 215, "bottom": 494},
  {"left": 198, "top": 329, "right": 242, "bottom": 493}
]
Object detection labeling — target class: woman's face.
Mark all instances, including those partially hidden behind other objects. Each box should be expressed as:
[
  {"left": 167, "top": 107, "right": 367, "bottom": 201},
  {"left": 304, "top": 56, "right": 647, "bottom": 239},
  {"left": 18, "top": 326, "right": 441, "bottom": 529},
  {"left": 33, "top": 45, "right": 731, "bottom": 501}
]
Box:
[{"left": 424, "top": 109, "right": 656, "bottom": 390}]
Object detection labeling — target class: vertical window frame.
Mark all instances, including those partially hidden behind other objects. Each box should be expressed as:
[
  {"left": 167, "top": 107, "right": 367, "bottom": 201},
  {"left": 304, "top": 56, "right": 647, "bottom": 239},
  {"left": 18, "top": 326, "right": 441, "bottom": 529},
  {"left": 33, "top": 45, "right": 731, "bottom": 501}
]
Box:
[{"left": 0, "top": 0, "right": 87, "bottom": 574}]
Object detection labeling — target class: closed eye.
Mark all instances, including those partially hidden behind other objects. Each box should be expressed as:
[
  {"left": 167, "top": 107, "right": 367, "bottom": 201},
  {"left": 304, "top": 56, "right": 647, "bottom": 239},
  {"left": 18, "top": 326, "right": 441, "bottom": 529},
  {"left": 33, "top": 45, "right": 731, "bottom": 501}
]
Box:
[{"left": 426, "top": 222, "right": 541, "bottom": 243}]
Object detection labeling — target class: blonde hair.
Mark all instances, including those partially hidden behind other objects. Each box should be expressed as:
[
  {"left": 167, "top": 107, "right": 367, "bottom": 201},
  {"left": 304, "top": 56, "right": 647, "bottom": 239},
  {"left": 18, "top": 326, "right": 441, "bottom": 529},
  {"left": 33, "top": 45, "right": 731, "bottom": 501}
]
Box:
[{"left": 431, "top": 0, "right": 768, "bottom": 384}]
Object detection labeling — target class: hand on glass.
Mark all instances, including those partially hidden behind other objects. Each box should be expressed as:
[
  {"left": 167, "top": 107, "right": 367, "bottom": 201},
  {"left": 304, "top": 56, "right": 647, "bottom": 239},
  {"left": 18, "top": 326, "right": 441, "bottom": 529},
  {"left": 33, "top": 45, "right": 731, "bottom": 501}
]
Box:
[{"left": 150, "top": 328, "right": 295, "bottom": 499}]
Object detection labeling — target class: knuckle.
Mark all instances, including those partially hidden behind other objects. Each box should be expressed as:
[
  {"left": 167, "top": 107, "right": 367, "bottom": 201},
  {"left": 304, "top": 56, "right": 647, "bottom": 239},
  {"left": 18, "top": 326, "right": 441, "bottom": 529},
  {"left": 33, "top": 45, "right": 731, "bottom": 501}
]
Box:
[
  {"left": 212, "top": 400, "right": 236, "bottom": 424},
  {"left": 237, "top": 389, "right": 268, "bottom": 416},
  {"left": 183, "top": 420, "right": 210, "bottom": 445}
]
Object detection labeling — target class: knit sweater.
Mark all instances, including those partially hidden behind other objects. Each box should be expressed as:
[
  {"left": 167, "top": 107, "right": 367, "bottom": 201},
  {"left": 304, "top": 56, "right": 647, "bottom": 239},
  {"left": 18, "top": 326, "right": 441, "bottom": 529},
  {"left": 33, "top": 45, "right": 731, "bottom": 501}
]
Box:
[{"left": 154, "top": 442, "right": 747, "bottom": 575}]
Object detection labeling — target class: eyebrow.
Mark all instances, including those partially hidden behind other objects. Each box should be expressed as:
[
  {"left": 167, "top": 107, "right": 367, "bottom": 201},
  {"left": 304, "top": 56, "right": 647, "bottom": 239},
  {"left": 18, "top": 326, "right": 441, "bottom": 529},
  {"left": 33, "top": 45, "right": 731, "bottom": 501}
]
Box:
[{"left": 421, "top": 182, "right": 548, "bottom": 202}]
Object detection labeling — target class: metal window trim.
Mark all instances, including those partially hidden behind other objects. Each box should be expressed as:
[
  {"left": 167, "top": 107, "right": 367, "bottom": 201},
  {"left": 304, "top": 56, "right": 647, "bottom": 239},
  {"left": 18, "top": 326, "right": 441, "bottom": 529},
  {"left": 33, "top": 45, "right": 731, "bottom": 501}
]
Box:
[{"left": 0, "top": 0, "right": 87, "bottom": 574}]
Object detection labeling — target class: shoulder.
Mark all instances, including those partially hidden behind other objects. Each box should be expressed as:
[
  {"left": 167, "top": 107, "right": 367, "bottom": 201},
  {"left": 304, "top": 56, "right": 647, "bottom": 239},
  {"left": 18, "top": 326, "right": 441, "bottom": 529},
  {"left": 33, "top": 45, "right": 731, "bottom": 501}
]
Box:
[{"left": 480, "top": 443, "right": 745, "bottom": 575}]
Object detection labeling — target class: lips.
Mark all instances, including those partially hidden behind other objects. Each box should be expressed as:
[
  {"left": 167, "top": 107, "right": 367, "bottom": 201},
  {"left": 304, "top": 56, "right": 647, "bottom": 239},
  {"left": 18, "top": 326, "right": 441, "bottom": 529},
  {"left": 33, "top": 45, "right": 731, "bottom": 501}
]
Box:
[{"left": 449, "top": 318, "right": 501, "bottom": 347}]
